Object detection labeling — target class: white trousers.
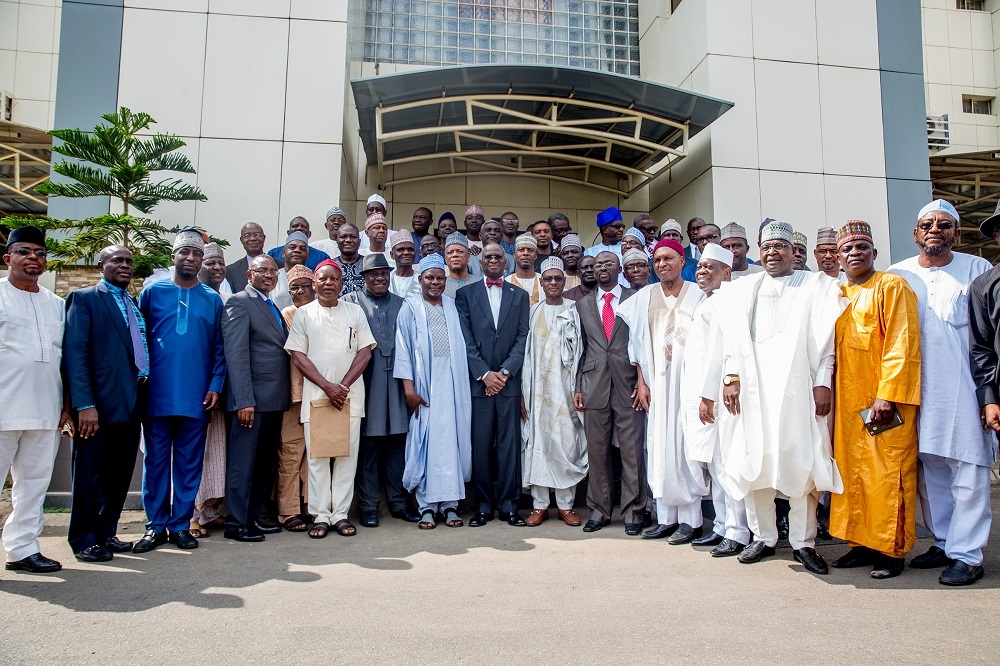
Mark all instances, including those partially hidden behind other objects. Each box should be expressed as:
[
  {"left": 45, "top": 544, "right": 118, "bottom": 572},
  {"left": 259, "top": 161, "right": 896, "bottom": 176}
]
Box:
[
  {"left": 304, "top": 418, "right": 360, "bottom": 525},
  {"left": 707, "top": 459, "right": 751, "bottom": 545},
  {"left": 917, "top": 453, "right": 992, "bottom": 566},
  {"left": 655, "top": 497, "right": 703, "bottom": 528},
  {"left": 417, "top": 491, "right": 458, "bottom": 515},
  {"left": 0, "top": 430, "right": 59, "bottom": 562},
  {"left": 745, "top": 488, "right": 818, "bottom": 550},
  {"left": 530, "top": 485, "right": 576, "bottom": 511}
]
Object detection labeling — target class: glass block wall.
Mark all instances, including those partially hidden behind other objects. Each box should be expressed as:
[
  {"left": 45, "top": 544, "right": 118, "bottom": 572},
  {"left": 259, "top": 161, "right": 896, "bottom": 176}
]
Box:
[{"left": 363, "top": 0, "right": 641, "bottom": 76}]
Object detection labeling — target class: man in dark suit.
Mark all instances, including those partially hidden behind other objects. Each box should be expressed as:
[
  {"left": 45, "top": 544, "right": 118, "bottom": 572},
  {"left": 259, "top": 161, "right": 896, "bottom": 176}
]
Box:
[
  {"left": 456, "top": 242, "right": 530, "bottom": 527},
  {"left": 63, "top": 245, "right": 148, "bottom": 562},
  {"left": 227, "top": 222, "right": 283, "bottom": 293},
  {"left": 220, "top": 255, "right": 291, "bottom": 542},
  {"left": 573, "top": 251, "right": 648, "bottom": 535}
]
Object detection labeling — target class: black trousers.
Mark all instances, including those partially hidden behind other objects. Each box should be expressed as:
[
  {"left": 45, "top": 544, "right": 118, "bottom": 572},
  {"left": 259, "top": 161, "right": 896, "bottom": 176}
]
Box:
[
  {"left": 356, "top": 433, "right": 407, "bottom": 513},
  {"left": 471, "top": 394, "right": 521, "bottom": 516},
  {"left": 68, "top": 396, "right": 144, "bottom": 553},
  {"left": 224, "top": 410, "right": 283, "bottom": 528}
]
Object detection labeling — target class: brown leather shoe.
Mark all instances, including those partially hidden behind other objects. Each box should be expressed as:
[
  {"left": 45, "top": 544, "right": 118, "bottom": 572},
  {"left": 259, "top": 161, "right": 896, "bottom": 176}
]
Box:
[
  {"left": 525, "top": 509, "right": 549, "bottom": 526},
  {"left": 557, "top": 509, "right": 582, "bottom": 526}
]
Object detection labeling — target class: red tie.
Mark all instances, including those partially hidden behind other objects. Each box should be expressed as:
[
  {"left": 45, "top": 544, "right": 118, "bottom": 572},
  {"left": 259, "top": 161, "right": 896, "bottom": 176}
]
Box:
[
  {"left": 486, "top": 278, "right": 504, "bottom": 288},
  {"left": 602, "top": 292, "right": 615, "bottom": 341}
]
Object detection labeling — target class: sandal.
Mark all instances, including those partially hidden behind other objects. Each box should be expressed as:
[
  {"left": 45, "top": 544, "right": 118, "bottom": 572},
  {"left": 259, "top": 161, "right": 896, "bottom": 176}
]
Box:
[
  {"left": 282, "top": 516, "right": 308, "bottom": 532},
  {"left": 444, "top": 509, "right": 463, "bottom": 528},
  {"left": 418, "top": 510, "right": 436, "bottom": 530},
  {"left": 189, "top": 521, "right": 210, "bottom": 539},
  {"left": 332, "top": 519, "right": 357, "bottom": 536},
  {"left": 308, "top": 522, "right": 330, "bottom": 539}
]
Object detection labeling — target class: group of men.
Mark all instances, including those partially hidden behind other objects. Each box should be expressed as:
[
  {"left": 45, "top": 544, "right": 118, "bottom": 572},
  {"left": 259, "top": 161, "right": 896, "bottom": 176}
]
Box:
[{"left": 0, "top": 195, "right": 996, "bottom": 589}]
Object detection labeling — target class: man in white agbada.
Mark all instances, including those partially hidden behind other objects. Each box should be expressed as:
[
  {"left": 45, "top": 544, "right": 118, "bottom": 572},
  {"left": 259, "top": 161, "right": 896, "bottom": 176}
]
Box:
[
  {"left": 713, "top": 221, "right": 846, "bottom": 575},
  {"left": 394, "top": 253, "right": 472, "bottom": 529},
  {"left": 683, "top": 244, "right": 753, "bottom": 557},
  {"left": 889, "top": 199, "right": 995, "bottom": 586},
  {"left": 0, "top": 226, "right": 67, "bottom": 573},
  {"left": 520, "top": 257, "right": 587, "bottom": 527},
  {"left": 617, "top": 238, "right": 707, "bottom": 544}
]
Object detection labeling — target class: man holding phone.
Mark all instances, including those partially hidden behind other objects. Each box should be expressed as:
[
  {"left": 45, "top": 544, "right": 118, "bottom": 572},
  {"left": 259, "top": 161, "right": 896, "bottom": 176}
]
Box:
[{"left": 828, "top": 221, "right": 921, "bottom": 580}]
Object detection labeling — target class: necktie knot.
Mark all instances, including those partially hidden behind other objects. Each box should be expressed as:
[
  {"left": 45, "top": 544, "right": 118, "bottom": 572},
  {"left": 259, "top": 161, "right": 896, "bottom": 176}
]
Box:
[
  {"left": 486, "top": 278, "right": 504, "bottom": 288},
  {"left": 603, "top": 292, "right": 614, "bottom": 303}
]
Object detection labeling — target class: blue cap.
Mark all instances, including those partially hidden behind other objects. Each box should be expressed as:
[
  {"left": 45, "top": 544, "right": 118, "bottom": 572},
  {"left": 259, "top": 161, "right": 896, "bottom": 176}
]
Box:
[
  {"left": 596, "top": 206, "right": 623, "bottom": 227},
  {"left": 624, "top": 227, "right": 646, "bottom": 241},
  {"left": 419, "top": 253, "right": 446, "bottom": 273}
]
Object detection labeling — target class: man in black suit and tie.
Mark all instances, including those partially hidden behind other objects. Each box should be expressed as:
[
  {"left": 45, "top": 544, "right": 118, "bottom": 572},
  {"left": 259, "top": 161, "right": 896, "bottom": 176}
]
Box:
[
  {"left": 456, "top": 242, "right": 530, "bottom": 526},
  {"left": 227, "top": 222, "right": 283, "bottom": 293},
  {"left": 573, "top": 251, "right": 648, "bottom": 535},
  {"left": 220, "top": 255, "right": 291, "bottom": 542},
  {"left": 63, "top": 246, "right": 149, "bottom": 562}
]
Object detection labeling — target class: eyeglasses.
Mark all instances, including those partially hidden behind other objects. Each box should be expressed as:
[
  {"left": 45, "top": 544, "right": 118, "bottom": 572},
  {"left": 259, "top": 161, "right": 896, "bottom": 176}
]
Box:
[
  {"left": 918, "top": 220, "right": 954, "bottom": 231},
  {"left": 251, "top": 269, "right": 278, "bottom": 276},
  {"left": 288, "top": 284, "right": 312, "bottom": 293},
  {"left": 501, "top": 218, "right": 519, "bottom": 224},
  {"left": 241, "top": 232, "right": 264, "bottom": 240},
  {"left": 593, "top": 260, "right": 618, "bottom": 269},
  {"left": 637, "top": 226, "right": 657, "bottom": 233},
  {"left": 816, "top": 248, "right": 839, "bottom": 256},
  {"left": 624, "top": 263, "right": 648, "bottom": 272},
  {"left": 10, "top": 248, "right": 47, "bottom": 258},
  {"left": 699, "top": 233, "right": 721, "bottom": 241},
  {"left": 759, "top": 242, "right": 791, "bottom": 254},
  {"left": 540, "top": 276, "right": 565, "bottom": 283},
  {"left": 607, "top": 223, "right": 625, "bottom": 230},
  {"left": 481, "top": 253, "right": 505, "bottom": 261}
]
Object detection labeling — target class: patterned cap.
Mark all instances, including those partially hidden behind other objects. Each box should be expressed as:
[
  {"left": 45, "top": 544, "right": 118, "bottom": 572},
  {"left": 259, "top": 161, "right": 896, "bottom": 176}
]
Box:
[
  {"left": 173, "top": 228, "right": 205, "bottom": 251},
  {"left": 418, "top": 253, "right": 446, "bottom": 273},
  {"left": 465, "top": 204, "right": 485, "bottom": 218},
  {"left": 660, "top": 219, "right": 682, "bottom": 237},
  {"left": 445, "top": 231, "right": 469, "bottom": 249},
  {"left": 622, "top": 248, "right": 649, "bottom": 267},
  {"left": 792, "top": 231, "right": 808, "bottom": 248},
  {"left": 720, "top": 222, "right": 747, "bottom": 241},
  {"left": 760, "top": 221, "right": 793, "bottom": 244},
  {"left": 515, "top": 234, "right": 538, "bottom": 250},
  {"left": 559, "top": 233, "right": 583, "bottom": 249},
  {"left": 326, "top": 206, "right": 346, "bottom": 221},
  {"left": 539, "top": 256, "right": 565, "bottom": 275},
  {"left": 365, "top": 213, "right": 387, "bottom": 232},
  {"left": 286, "top": 264, "right": 314, "bottom": 283},
  {"left": 389, "top": 229, "right": 413, "bottom": 249},
  {"left": 837, "top": 220, "right": 873, "bottom": 248},
  {"left": 815, "top": 227, "right": 838, "bottom": 246},
  {"left": 624, "top": 227, "right": 646, "bottom": 242},
  {"left": 203, "top": 242, "right": 225, "bottom": 260}
]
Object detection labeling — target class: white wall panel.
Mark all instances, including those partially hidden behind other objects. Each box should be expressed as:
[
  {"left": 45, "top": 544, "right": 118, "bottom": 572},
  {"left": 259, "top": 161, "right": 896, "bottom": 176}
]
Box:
[
  {"left": 754, "top": 59, "right": 823, "bottom": 174},
  {"left": 706, "top": 54, "right": 759, "bottom": 170},
  {"left": 13, "top": 50, "right": 52, "bottom": 100},
  {"left": 705, "top": 0, "right": 753, "bottom": 58},
  {"left": 125, "top": 1, "right": 208, "bottom": 11},
  {"left": 819, "top": 65, "right": 886, "bottom": 177},
  {"left": 277, "top": 141, "right": 343, "bottom": 231},
  {"left": 710, "top": 166, "right": 763, "bottom": 236},
  {"left": 758, "top": 169, "right": 825, "bottom": 231},
  {"left": 16, "top": 1, "right": 56, "bottom": 53},
  {"left": 284, "top": 19, "right": 346, "bottom": 143},
  {"left": 209, "top": 0, "right": 290, "bottom": 19},
  {"left": 817, "top": 0, "right": 880, "bottom": 69},
  {"left": 822, "top": 174, "right": 891, "bottom": 269},
  {"left": 290, "top": 0, "right": 347, "bottom": 21},
  {"left": 751, "top": 0, "right": 817, "bottom": 64}
]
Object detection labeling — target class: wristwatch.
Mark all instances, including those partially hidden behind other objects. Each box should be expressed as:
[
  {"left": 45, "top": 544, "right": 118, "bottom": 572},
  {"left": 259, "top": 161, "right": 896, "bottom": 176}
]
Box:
[
  {"left": 499, "top": 368, "right": 511, "bottom": 378},
  {"left": 723, "top": 374, "right": 740, "bottom": 386}
]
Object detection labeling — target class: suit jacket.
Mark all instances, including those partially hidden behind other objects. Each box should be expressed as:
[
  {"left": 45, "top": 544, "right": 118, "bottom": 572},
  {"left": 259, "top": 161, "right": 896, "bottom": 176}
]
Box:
[
  {"left": 227, "top": 255, "right": 284, "bottom": 293},
  {"left": 221, "top": 286, "right": 291, "bottom": 413},
  {"left": 62, "top": 282, "right": 142, "bottom": 423},
  {"left": 575, "top": 287, "right": 638, "bottom": 410},
  {"left": 455, "top": 278, "right": 529, "bottom": 398}
]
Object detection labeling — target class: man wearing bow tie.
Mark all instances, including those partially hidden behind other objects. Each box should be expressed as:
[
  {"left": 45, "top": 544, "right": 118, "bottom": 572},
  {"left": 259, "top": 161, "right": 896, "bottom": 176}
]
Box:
[{"left": 456, "top": 243, "right": 530, "bottom": 527}]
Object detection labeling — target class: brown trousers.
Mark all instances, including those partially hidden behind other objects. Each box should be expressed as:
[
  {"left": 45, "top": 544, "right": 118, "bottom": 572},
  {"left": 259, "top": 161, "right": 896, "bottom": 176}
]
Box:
[{"left": 276, "top": 405, "right": 308, "bottom": 519}]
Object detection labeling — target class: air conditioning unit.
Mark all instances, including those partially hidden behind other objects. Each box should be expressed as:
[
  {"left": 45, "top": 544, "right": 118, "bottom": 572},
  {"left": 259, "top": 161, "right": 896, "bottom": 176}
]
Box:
[
  {"left": 927, "top": 113, "right": 949, "bottom": 150},
  {"left": 1, "top": 91, "right": 12, "bottom": 122}
]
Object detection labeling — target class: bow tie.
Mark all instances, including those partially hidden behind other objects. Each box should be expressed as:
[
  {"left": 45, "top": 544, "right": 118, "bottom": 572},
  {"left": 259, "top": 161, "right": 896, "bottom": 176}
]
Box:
[{"left": 486, "top": 278, "right": 504, "bottom": 288}]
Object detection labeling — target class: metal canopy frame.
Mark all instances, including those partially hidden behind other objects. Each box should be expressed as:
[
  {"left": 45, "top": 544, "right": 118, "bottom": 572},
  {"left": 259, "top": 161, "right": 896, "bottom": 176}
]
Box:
[
  {"left": 0, "top": 121, "right": 51, "bottom": 216},
  {"left": 930, "top": 150, "right": 1000, "bottom": 262},
  {"left": 352, "top": 64, "right": 733, "bottom": 200}
]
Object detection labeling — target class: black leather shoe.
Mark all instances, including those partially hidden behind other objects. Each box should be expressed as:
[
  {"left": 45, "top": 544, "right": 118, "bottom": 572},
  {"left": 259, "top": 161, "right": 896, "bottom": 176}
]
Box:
[
  {"left": 793, "top": 547, "right": 828, "bottom": 574},
  {"left": 468, "top": 512, "right": 492, "bottom": 527},
  {"left": 105, "top": 536, "right": 134, "bottom": 553},
  {"left": 224, "top": 526, "right": 265, "bottom": 542},
  {"left": 691, "top": 531, "right": 724, "bottom": 547},
  {"left": 776, "top": 515, "right": 789, "bottom": 540},
  {"left": 871, "top": 555, "right": 905, "bottom": 579},
  {"left": 500, "top": 512, "right": 526, "bottom": 526},
  {"left": 737, "top": 540, "right": 776, "bottom": 564},
  {"left": 832, "top": 546, "right": 877, "bottom": 569},
  {"left": 6, "top": 552, "right": 62, "bottom": 573},
  {"left": 711, "top": 538, "right": 746, "bottom": 557},
  {"left": 642, "top": 510, "right": 654, "bottom": 528},
  {"left": 75, "top": 544, "right": 113, "bottom": 563},
  {"left": 667, "top": 524, "right": 702, "bottom": 545},
  {"left": 909, "top": 545, "right": 952, "bottom": 570},
  {"left": 816, "top": 524, "right": 832, "bottom": 540},
  {"left": 390, "top": 508, "right": 422, "bottom": 523},
  {"left": 582, "top": 519, "right": 607, "bottom": 533},
  {"left": 360, "top": 511, "right": 379, "bottom": 528},
  {"left": 624, "top": 523, "right": 643, "bottom": 536},
  {"left": 254, "top": 519, "right": 282, "bottom": 534},
  {"left": 132, "top": 529, "right": 167, "bottom": 554},
  {"left": 939, "top": 561, "right": 985, "bottom": 586},
  {"left": 168, "top": 530, "right": 199, "bottom": 549},
  {"left": 641, "top": 523, "right": 678, "bottom": 539}
]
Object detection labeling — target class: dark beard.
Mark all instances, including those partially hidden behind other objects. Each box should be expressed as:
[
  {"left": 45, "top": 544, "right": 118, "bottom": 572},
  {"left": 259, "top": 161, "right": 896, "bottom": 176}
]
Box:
[{"left": 917, "top": 239, "right": 955, "bottom": 256}]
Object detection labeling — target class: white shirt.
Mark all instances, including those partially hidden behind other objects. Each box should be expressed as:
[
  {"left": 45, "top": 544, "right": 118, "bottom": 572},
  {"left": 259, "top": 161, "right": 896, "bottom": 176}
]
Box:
[
  {"left": 310, "top": 238, "right": 340, "bottom": 259},
  {"left": 485, "top": 276, "right": 503, "bottom": 328},
  {"left": 594, "top": 284, "right": 623, "bottom": 316}
]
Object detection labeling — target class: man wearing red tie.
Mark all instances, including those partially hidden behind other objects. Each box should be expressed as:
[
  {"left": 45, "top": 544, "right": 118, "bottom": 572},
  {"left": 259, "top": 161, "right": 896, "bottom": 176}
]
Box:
[{"left": 572, "top": 251, "right": 647, "bottom": 535}]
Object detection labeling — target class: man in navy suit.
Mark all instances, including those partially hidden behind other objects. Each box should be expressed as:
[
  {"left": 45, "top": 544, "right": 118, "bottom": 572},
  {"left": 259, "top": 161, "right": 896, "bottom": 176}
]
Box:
[
  {"left": 63, "top": 246, "right": 148, "bottom": 562},
  {"left": 456, "top": 242, "right": 530, "bottom": 526},
  {"left": 220, "top": 255, "right": 291, "bottom": 542}
]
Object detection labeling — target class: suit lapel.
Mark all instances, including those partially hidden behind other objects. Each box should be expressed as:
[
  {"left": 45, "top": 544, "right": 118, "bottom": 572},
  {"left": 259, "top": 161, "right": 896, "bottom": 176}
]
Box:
[
  {"left": 248, "top": 287, "right": 285, "bottom": 337},
  {"left": 474, "top": 281, "right": 496, "bottom": 332},
  {"left": 578, "top": 293, "right": 608, "bottom": 350},
  {"left": 97, "top": 282, "right": 134, "bottom": 357},
  {"left": 497, "top": 283, "right": 515, "bottom": 330}
]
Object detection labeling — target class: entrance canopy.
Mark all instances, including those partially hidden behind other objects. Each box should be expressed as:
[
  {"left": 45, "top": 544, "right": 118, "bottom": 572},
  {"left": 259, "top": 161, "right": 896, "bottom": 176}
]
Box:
[
  {"left": 352, "top": 64, "right": 733, "bottom": 198},
  {"left": 930, "top": 150, "right": 1000, "bottom": 262},
  {"left": 0, "top": 120, "right": 51, "bottom": 217}
]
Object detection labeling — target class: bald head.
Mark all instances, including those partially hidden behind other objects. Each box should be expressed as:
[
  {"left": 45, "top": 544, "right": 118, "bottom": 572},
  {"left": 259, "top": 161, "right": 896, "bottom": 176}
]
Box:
[{"left": 240, "top": 222, "right": 266, "bottom": 256}]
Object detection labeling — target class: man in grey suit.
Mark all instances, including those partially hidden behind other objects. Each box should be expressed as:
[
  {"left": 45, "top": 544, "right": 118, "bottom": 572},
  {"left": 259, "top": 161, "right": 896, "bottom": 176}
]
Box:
[
  {"left": 573, "top": 251, "right": 647, "bottom": 535},
  {"left": 220, "top": 255, "right": 291, "bottom": 542},
  {"left": 343, "top": 254, "right": 420, "bottom": 527},
  {"left": 456, "top": 243, "right": 530, "bottom": 527},
  {"left": 227, "top": 222, "right": 283, "bottom": 293}
]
